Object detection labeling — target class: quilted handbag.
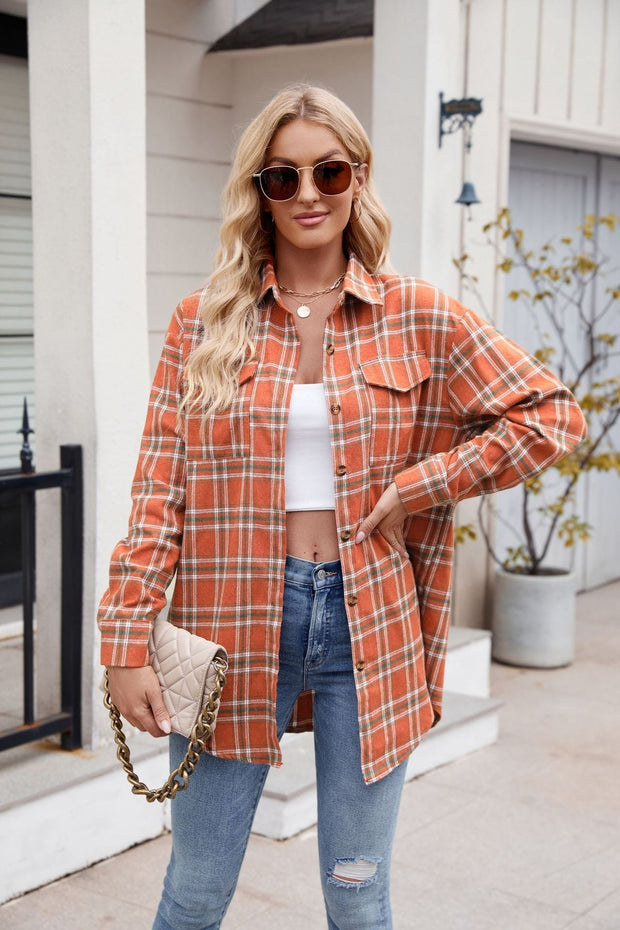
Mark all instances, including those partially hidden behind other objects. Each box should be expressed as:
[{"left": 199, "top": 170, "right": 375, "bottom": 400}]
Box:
[{"left": 103, "top": 616, "right": 228, "bottom": 802}]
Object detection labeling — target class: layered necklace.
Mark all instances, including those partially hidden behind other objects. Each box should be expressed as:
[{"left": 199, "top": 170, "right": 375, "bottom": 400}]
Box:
[{"left": 278, "top": 272, "right": 346, "bottom": 319}]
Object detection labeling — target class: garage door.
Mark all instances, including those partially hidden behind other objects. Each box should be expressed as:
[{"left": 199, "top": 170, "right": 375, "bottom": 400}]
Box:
[{"left": 495, "top": 142, "right": 620, "bottom": 590}]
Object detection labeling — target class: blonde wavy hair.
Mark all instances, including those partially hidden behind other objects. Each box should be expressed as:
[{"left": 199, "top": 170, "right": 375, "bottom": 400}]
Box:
[{"left": 182, "top": 84, "right": 392, "bottom": 416}]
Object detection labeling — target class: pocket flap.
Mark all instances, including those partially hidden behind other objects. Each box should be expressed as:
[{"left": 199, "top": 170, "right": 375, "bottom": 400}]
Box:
[
  {"left": 238, "top": 360, "right": 258, "bottom": 385},
  {"left": 360, "top": 353, "right": 431, "bottom": 392}
]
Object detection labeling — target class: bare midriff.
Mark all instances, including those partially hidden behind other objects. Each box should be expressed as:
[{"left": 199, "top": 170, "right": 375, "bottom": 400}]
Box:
[
  {"left": 279, "top": 271, "right": 347, "bottom": 564},
  {"left": 286, "top": 509, "right": 340, "bottom": 562}
]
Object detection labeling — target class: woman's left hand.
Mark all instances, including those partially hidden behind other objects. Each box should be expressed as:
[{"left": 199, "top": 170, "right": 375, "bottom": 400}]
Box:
[{"left": 355, "top": 482, "right": 409, "bottom": 558}]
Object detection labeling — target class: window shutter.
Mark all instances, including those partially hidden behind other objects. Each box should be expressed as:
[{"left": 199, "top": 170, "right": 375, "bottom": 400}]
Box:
[{"left": 0, "top": 54, "right": 33, "bottom": 471}]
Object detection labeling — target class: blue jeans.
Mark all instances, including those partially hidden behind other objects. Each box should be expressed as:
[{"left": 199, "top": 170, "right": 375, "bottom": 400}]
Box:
[{"left": 153, "top": 555, "right": 409, "bottom": 930}]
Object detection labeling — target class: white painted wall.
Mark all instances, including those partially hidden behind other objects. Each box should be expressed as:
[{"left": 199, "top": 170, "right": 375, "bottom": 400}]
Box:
[
  {"left": 228, "top": 37, "right": 373, "bottom": 142},
  {"left": 145, "top": 10, "right": 234, "bottom": 368},
  {"left": 27, "top": 0, "right": 149, "bottom": 741}
]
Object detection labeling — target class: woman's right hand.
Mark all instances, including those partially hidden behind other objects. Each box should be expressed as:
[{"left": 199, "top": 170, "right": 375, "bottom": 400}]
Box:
[{"left": 106, "top": 666, "right": 171, "bottom": 737}]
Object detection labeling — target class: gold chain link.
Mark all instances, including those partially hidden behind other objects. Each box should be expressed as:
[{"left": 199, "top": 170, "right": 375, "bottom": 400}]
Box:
[{"left": 103, "top": 658, "right": 228, "bottom": 803}]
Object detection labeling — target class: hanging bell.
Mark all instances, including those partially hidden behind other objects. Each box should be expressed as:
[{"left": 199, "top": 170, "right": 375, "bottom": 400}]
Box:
[{"left": 455, "top": 180, "right": 481, "bottom": 206}]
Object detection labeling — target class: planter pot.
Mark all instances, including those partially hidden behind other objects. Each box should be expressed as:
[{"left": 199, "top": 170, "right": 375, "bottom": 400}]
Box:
[{"left": 492, "top": 568, "right": 577, "bottom": 668}]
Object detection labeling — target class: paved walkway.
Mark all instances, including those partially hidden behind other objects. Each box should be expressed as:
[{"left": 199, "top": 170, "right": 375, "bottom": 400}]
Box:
[{"left": 1, "top": 581, "right": 618, "bottom": 929}]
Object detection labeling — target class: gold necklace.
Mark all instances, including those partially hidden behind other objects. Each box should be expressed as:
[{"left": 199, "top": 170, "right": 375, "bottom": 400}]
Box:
[{"left": 278, "top": 272, "right": 345, "bottom": 319}]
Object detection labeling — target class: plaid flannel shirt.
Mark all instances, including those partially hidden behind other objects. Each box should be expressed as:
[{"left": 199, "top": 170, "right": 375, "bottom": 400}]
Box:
[{"left": 98, "top": 253, "right": 586, "bottom": 784}]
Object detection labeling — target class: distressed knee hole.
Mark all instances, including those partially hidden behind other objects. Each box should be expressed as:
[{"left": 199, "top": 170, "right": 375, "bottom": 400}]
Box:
[{"left": 328, "top": 857, "right": 380, "bottom": 888}]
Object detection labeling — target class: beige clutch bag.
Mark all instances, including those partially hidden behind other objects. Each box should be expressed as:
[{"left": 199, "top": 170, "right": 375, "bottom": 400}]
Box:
[{"left": 103, "top": 616, "right": 228, "bottom": 802}]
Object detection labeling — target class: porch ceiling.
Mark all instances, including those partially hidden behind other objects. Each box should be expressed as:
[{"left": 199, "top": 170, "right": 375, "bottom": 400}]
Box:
[{"left": 209, "top": 0, "right": 373, "bottom": 52}]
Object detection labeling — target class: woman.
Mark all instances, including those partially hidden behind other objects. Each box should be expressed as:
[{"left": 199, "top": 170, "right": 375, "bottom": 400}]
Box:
[{"left": 99, "top": 85, "right": 586, "bottom": 929}]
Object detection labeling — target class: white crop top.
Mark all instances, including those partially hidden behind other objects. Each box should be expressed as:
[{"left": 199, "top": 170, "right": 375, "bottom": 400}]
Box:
[{"left": 285, "top": 383, "right": 336, "bottom": 511}]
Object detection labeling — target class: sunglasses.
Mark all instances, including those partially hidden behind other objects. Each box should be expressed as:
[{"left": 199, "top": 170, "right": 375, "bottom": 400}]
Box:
[{"left": 253, "top": 160, "right": 360, "bottom": 202}]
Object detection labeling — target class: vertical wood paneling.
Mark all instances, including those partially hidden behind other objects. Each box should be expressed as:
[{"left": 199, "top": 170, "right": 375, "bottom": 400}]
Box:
[
  {"left": 537, "top": 0, "right": 573, "bottom": 120},
  {"left": 570, "top": 0, "right": 606, "bottom": 125},
  {"left": 504, "top": 0, "right": 541, "bottom": 116},
  {"left": 503, "top": 0, "right": 620, "bottom": 134},
  {"left": 601, "top": 0, "right": 620, "bottom": 131}
]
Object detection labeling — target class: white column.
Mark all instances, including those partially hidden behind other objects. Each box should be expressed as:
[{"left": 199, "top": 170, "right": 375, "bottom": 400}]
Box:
[
  {"left": 28, "top": 0, "right": 149, "bottom": 744},
  {"left": 373, "top": 0, "right": 492, "bottom": 628},
  {"left": 372, "top": 0, "right": 464, "bottom": 286}
]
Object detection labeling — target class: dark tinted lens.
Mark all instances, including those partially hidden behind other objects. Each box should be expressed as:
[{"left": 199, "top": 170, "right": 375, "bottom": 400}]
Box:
[
  {"left": 260, "top": 166, "right": 299, "bottom": 201},
  {"left": 313, "top": 161, "right": 352, "bottom": 195}
]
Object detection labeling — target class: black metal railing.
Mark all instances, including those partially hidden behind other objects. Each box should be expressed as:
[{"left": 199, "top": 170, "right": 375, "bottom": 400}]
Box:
[{"left": 0, "top": 403, "right": 83, "bottom": 752}]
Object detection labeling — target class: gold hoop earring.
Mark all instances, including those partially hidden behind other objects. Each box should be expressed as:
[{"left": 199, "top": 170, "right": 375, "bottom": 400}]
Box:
[
  {"left": 260, "top": 211, "right": 275, "bottom": 234},
  {"left": 351, "top": 199, "right": 363, "bottom": 222}
]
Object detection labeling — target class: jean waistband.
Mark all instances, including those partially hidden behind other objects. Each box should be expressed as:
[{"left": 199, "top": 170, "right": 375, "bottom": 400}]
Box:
[{"left": 284, "top": 554, "right": 343, "bottom": 588}]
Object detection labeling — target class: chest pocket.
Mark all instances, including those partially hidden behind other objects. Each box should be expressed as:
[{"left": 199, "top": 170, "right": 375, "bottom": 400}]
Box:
[
  {"left": 359, "top": 353, "right": 431, "bottom": 466},
  {"left": 186, "top": 360, "right": 258, "bottom": 459}
]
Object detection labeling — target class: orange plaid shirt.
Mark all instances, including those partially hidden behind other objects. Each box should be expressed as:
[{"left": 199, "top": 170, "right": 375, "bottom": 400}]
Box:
[{"left": 98, "top": 253, "right": 586, "bottom": 784}]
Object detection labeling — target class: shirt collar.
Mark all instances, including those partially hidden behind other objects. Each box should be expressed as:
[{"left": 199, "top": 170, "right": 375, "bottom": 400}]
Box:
[{"left": 258, "top": 253, "right": 382, "bottom": 307}]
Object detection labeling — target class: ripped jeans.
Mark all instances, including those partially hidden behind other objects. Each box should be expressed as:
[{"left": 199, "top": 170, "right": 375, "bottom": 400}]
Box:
[{"left": 152, "top": 555, "right": 409, "bottom": 930}]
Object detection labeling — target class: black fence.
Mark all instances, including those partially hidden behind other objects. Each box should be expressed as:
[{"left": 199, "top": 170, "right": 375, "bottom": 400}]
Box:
[{"left": 0, "top": 437, "right": 83, "bottom": 752}]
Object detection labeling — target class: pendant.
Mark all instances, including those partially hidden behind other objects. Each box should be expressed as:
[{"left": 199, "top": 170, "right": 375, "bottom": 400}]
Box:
[{"left": 296, "top": 305, "right": 311, "bottom": 319}]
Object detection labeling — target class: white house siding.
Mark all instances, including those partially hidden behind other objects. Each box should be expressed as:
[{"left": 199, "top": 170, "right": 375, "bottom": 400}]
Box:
[
  {"left": 462, "top": 0, "right": 620, "bottom": 327},
  {"left": 228, "top": 38, "right": 373, "bottom": 142},
  {"left": 144, "top": 16, "right": 234, "bottom": 372}
]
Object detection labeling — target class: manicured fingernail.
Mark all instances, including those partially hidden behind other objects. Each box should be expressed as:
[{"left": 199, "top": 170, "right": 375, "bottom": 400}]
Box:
[
  {"left": 355, "top": 532, "right": 365, "bottom": 544},
  {"left": 161, "top": 719, "right": 171, "bottom": 734}
]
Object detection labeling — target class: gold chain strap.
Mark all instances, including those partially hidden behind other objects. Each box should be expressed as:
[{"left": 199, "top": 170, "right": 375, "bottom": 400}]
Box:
[{"left": 103, "top": 658, "right": 228, "bottom": 803}]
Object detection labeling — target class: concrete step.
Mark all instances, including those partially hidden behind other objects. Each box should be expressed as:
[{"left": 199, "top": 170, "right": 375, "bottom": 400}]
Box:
[
  {"left": 0, "top": 735, "right": 170, "bottom": 904},
  {"left": 444, "top": 625, "right": 491, "bottom": 697},
  {"left": 0, "top": 626, "right": 497, "bottom": 901},
  {"left": 253, "top": 689, "right": 502, "bottom": 840}
]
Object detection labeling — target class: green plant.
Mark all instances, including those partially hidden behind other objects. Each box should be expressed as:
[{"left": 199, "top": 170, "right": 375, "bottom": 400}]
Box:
[{"left": 454, "top": 209, "right": 620, "bottom": 574}]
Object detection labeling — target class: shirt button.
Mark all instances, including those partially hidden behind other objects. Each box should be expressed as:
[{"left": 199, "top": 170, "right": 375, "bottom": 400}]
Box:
[
  {"left": 336, "top": 465, "right": 347, "bottom": 476},
  {"left": 330, "top": 403, "right": 341, "bottom": 415},
  {"left": 347, "top": 594, "right": 358, "bottom": 606},
  {"left": 355, "top": 659, "right": 366, "bottom": 672},
  {"left": 326, "top": 344, "right": 335, "bottom": 355},
  {"left": 340, "top": 530, "right": 352, "bottom": 542}
]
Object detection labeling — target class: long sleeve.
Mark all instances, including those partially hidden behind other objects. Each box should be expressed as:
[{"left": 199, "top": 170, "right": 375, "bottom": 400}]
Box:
[
  {"left": 395, "top": 306, "right": 587, "bottom": 513},
  {"left": 98, "top": 304, "right": 187, "bottom": 667},
  {"left": 396, "top": 304, "right": 587, "bottom": 725}
]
